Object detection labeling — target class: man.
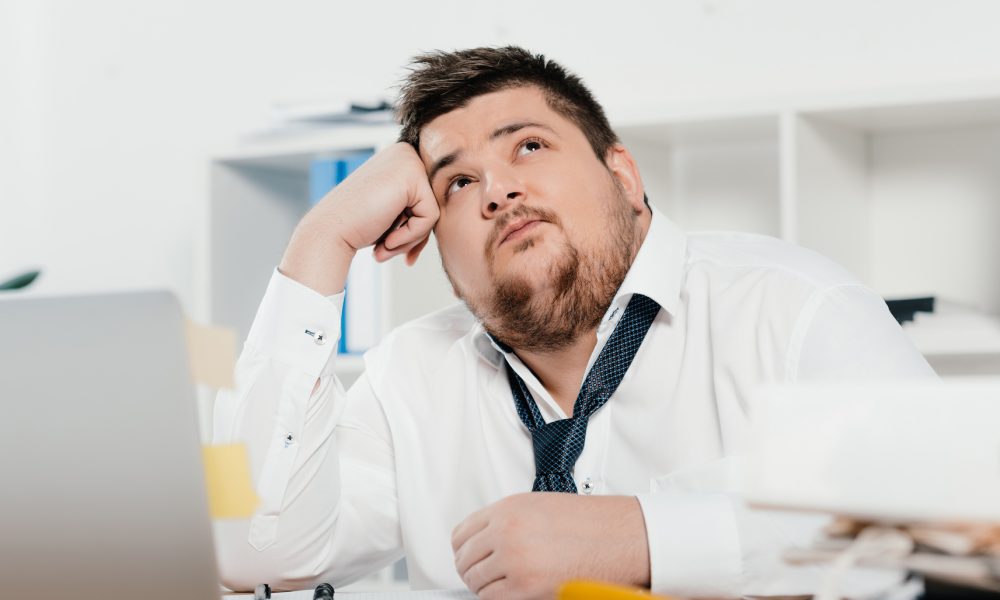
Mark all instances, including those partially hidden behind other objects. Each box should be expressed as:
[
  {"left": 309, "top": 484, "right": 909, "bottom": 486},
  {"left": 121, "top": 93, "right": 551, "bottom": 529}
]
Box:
[{"left": 214, "top": 47, "right": 934, "bottom": 598}]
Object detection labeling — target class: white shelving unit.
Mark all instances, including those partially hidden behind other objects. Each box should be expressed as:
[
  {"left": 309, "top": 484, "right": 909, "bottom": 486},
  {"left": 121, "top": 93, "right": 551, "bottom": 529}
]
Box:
[
  {"left": 615, "top": 84, "right": 1000, "bottom": 375},
  {"left": 209, "top": 83, "right": 1000, "bottom": 387}
]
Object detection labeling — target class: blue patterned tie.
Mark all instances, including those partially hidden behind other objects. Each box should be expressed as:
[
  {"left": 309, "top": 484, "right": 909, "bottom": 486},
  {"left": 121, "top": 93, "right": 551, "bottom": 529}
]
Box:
[{"left": 505, "top": 293, "right": 661, "bottom": 493}]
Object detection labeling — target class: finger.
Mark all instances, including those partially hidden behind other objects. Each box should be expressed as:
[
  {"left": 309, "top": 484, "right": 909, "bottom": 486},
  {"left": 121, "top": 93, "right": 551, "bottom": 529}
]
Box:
[
  {"left": 454, "top": 527, "right": 494, "bottom": 577},
  {"left": 383, "top": 210, "right": 435, "bottom": 251},
  {"left": 373, "top": 236, "right": 423, "bottom": 263},
  {"left": 405, "top": 236, "right": 431, "bottom": 266},
  {"left": 374, "top": 209, "right": 411, "bottom": 248},
  {"left": 452, "top": 507, "right": 491, "bottom": 553},
  {"left": 383, "top": 178, "right": 439, "bottom": 251},
  {"left": 477, "top": 576, "right": 511, "bottom": 600},
  {"left": 462, "top": 551, "right": 504, "bottom": 596}
]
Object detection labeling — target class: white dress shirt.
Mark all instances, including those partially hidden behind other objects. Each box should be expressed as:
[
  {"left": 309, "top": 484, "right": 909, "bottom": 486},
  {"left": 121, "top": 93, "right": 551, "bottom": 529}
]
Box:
[{"left": 213, "top": 208, "right": 935, "bottom": 598}]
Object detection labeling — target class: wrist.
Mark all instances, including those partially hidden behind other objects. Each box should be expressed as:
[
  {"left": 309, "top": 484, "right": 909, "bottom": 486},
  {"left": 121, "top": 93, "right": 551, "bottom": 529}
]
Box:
[
  {"left": 592, "top": 496, "right": 651, "bottom": 588},
  {"left": 279, "top": 218, "right": 356, "bottom": 296}
]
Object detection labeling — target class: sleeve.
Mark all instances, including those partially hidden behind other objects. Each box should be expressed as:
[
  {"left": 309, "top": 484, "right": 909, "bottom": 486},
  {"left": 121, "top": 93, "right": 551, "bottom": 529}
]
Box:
[
  {"left": 636, "top": 459, "right": 841, "bottom": 598},
  {"left": 637, "top": 283, "right": 933, "bottom": 598},
  {"left": 211, "top": 269, "right": 403, "bottom": 592},
  {"left": 789, "top": 283, "right": 937, "bottom": 381}
]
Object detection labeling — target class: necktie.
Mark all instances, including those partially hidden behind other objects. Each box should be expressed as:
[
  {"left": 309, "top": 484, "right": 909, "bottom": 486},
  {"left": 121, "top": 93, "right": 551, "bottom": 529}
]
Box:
[{"left": 505, "top": 293, "right": 661, "bottom": 493}]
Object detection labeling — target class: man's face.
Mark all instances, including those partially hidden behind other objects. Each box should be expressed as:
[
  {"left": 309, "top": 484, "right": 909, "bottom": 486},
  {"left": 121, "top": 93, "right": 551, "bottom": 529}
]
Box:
[{"left": 418, "top": 85, "right": 646, "bottom": 350}]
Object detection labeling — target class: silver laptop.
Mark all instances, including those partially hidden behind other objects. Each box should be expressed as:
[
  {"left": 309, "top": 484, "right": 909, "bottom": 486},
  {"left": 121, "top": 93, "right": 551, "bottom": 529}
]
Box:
[{"left": 0, "top": 291, "right": 220, "bottom": 600}]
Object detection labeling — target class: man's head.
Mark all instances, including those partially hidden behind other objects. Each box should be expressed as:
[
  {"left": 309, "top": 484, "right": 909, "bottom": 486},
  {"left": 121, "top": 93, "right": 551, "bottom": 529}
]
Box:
[
  {"left": 397, "top": 46, "right": 619, "bottom": 166},
  {"left": 397, "top": 47, "right": 651, "bottom": 352}
]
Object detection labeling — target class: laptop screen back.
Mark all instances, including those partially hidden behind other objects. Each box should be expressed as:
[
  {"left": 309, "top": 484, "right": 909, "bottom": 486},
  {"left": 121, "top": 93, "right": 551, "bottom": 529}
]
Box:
[{"left": 0, "top": 291, "right": 219, "bottom": 600}]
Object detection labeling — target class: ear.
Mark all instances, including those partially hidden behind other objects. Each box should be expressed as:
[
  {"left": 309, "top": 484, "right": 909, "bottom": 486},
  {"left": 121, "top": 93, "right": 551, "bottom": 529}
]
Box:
[{"left": 604, "top": 144, "right": 646, "bottom": 214}]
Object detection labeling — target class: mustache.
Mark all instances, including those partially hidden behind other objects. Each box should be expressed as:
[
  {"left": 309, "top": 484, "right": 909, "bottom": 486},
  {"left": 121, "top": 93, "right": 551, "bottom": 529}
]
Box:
[{"left": 485, "top": 205, "right": 561, "bottom": 260}]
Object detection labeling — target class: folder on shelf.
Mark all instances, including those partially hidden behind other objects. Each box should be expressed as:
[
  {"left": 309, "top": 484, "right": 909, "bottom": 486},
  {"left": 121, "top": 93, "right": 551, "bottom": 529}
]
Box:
[{"left": 309, "top": 151, "right": 381, "bottom": 356}]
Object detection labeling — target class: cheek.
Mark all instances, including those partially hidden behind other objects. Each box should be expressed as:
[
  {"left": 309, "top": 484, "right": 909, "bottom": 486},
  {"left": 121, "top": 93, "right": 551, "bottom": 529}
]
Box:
[
  {"left": 437, "top": 218, "right": 491, "bottom": 287},
  {"left": 553, "top": 175, "right": 617, "bottom": 239}
]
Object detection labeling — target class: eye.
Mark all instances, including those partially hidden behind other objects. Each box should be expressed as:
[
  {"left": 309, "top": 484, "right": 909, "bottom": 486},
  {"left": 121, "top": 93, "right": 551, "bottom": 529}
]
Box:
[
  {"left": 516, "top": 137, "right": 545, "bottom": 156},
  {"left": 446, "top": 176, "right": 474, "bottom": 198}
]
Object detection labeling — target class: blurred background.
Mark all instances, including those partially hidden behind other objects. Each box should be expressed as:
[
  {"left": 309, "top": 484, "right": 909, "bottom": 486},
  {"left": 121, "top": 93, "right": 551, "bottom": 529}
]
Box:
[{"left": 3, "top": 0, "right": 1000, "bottom": 373}]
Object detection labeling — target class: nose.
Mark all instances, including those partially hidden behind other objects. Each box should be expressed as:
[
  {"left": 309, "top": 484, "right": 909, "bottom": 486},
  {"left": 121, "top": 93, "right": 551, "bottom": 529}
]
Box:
[{"left": 481, "top": 166, "right": 525, "bottom": 218}]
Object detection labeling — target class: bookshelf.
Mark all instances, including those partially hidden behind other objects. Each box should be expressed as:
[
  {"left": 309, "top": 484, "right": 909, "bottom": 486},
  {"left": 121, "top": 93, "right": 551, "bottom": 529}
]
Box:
[{"left": 209, "top": 83, "right": 1000, "bottom": 382}]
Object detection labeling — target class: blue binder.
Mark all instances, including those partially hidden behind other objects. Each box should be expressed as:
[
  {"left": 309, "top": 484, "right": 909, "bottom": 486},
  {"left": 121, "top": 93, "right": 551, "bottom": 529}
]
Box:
[{"left": 308, "top": 151, "right": 375, "bottom": 355}]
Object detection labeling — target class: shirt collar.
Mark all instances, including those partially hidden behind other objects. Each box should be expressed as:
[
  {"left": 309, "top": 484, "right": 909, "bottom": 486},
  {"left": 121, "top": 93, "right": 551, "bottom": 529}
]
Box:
[
  {"left": 611, "top": 205, "right": 686, "bottom": 318},
  {"left": 470, "top": 205, "right": 687, "bottom": 364}
]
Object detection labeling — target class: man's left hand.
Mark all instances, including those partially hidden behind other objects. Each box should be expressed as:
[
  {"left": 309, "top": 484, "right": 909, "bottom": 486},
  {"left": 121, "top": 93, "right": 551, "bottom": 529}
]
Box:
[{"left": 451, "top": 492, "right": 651, "bottom": 599}]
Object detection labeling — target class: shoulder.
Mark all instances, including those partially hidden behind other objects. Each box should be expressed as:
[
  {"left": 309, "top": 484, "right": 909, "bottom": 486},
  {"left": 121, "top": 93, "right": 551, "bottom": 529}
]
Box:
[
  {"left": 384, "top": 301, "right": 477, "bottom": 345},
  {"left": 681, "top": 232, "right": 888, "bottom": 342},
  {"left": 685, "top": 231, "right": 863, "bottom": 292},
  {"left": 362, "top": 301, "right": 480, "bottom": 385}
]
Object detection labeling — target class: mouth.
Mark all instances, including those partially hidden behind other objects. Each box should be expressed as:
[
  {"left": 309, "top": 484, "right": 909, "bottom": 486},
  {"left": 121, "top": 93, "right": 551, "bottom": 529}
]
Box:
[{"left": 497, "top": 219, "right": 544, "bottom": 248}]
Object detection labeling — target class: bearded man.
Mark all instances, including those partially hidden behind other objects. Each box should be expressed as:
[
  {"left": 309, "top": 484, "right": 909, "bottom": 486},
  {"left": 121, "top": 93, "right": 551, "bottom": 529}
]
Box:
[{"left": 214, "top": 46, "right": 934, "bottom": 599}]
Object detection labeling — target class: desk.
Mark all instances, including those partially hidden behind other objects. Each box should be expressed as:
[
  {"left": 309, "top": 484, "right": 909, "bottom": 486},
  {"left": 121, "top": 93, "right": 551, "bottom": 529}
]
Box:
[{"left": 224, "top": 590, "right": 475, "bottom": 599}]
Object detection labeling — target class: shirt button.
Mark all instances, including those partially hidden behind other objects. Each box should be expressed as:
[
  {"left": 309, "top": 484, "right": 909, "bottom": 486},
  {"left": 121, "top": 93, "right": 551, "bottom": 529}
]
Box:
[
  {"left": 305, "top": 329, "right": 327, "bottom": 345},
  {"left": 581, "top": 477, "right": 594, "bottom": 495}
]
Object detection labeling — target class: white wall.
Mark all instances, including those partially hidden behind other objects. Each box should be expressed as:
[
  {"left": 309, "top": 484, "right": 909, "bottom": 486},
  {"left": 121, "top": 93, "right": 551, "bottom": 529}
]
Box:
[{"left": 4, "top": 0, "right": 1000, "bottom": 319}]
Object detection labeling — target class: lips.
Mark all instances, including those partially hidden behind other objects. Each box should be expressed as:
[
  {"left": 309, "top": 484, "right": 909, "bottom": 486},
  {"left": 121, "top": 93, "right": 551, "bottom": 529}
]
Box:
[{"left": 497, "top": 219, "right": 544, "bottom": 248}]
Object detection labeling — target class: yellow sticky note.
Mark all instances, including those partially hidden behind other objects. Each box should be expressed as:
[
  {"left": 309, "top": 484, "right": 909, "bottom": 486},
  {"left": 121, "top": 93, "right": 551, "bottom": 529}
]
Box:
[
  {"left": 202, "top": 444, "right": 259, "bottom": 519},
  {"left": 184, "top": 319, "right": 236, "bottom": 389},
  {"left": 559, "top": 581, "right": 678, "bottom": 600}
]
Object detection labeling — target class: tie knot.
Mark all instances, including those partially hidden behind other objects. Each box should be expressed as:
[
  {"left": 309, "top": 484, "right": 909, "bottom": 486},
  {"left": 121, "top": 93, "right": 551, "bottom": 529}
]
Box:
[
  {"left": 504, "top": 293, "right": 661, "bottom": 494},
  {"left": 531, "top": 417, "right": 588, "bottom": 476}
]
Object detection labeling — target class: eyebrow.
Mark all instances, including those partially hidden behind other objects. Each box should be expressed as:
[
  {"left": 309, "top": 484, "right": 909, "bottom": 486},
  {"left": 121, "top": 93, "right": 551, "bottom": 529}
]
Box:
[{"left": 427, "top": 121, "right": 557, "bottom": 184}]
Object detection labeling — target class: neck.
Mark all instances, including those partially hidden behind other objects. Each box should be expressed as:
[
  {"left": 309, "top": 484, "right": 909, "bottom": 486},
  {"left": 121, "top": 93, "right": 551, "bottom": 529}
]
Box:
[
  {"left": 514, "top": 328, "right": 598, "bottom": 417},
  {"left": 508, "top": 207, "right": 654, "bottom": 417}
]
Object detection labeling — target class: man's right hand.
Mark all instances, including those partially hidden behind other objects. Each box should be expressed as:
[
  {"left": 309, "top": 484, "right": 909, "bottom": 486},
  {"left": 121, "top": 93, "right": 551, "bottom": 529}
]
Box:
[{"left": 279, "top": 142, "right": 440, "bottom": 296}]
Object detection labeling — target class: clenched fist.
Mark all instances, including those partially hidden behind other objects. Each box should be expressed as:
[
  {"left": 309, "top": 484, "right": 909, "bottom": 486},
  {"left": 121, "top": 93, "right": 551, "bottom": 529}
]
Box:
[
  {"left": 452, "top": 493, "right": 650, "bottom": 599},
  {"left": 279, "top": 142, "right": 440, "bottom": 296}
]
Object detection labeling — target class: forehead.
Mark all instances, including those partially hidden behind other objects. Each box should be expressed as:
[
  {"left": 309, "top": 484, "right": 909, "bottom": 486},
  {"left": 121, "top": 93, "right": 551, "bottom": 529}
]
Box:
[{"left": 418, "top": 86, "right": 570, "bottom": 163}]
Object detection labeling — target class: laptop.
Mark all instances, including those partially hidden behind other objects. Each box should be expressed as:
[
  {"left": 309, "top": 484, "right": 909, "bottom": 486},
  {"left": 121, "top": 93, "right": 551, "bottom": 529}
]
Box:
[
  {"left": 746, "top": 379, "right": 1000, "bottom": 523},
  {"left": 0, "top": 291, "right": 220, "bottom": 600}
]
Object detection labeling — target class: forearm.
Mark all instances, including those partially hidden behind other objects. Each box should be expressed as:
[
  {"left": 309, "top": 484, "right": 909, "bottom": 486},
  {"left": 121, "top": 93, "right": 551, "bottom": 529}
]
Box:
[
  {"left": 279, "top": 211, "right": 356, "bottom": 297},
  {"left": 212, "top": 343, "right": 345, "bottom": 589},
  {"left": 590, "top": 496, "right": 651, "bottom": 589},
  {"left": 212, "top": 271, "right": 402, "bottom": 590}
]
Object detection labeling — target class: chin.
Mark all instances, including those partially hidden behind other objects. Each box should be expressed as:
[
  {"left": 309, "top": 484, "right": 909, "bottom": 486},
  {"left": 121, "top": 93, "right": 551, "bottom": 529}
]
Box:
[
  {"left": 496, "top": 241, "right": 578, "bottom": 298},
  {"left": 495, "top": 235, "right": 557, "bottom": 271},
  {"left": 496, "top": 261, "right": 558, "bottom": 294}
]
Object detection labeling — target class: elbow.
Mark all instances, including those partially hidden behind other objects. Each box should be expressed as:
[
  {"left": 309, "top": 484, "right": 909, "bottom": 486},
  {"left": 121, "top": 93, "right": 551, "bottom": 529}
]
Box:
[{"left": 213, "top": 520, "right": 315, "bottom": 593}]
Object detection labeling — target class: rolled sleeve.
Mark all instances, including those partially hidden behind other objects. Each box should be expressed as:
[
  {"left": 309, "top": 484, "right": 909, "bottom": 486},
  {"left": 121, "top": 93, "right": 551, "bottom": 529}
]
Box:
[
  {"left": 246, "top": 268, "right": 345, "bottom": 379},
  {"left": 636, "top": 491, "right": 743, "bottom": 598}
]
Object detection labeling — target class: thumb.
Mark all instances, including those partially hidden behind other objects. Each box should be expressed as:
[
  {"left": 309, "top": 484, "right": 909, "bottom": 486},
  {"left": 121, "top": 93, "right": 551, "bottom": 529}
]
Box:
[{"left": 405, "top": 236, "right": 431, "bottom": 266}]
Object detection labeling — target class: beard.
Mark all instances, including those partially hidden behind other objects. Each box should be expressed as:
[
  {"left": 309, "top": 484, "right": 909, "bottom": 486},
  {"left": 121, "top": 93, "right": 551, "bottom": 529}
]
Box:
[{"left": 447, "top": 180, "right": 642, "bottom": 353}]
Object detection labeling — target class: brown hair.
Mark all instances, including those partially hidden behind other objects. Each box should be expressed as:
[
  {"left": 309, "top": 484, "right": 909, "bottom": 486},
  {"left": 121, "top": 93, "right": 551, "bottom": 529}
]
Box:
[{"left": 396, "top": 46, "right": 619, "bottom": 163}]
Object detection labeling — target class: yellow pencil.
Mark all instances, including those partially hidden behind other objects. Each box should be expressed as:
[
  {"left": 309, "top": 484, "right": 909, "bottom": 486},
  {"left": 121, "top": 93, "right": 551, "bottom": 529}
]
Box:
[{"left": 558, "top": 580, "right": 680, "bottom": 600}]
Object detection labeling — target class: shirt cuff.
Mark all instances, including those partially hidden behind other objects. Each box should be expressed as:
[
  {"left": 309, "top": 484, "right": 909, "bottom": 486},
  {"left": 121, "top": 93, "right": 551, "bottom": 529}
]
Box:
[
  {"left": 636, "top": 491, "right": 743, "bottom": 598},
  {"left": 245, "top": 268, "right": 345, "bottom": 378}
]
